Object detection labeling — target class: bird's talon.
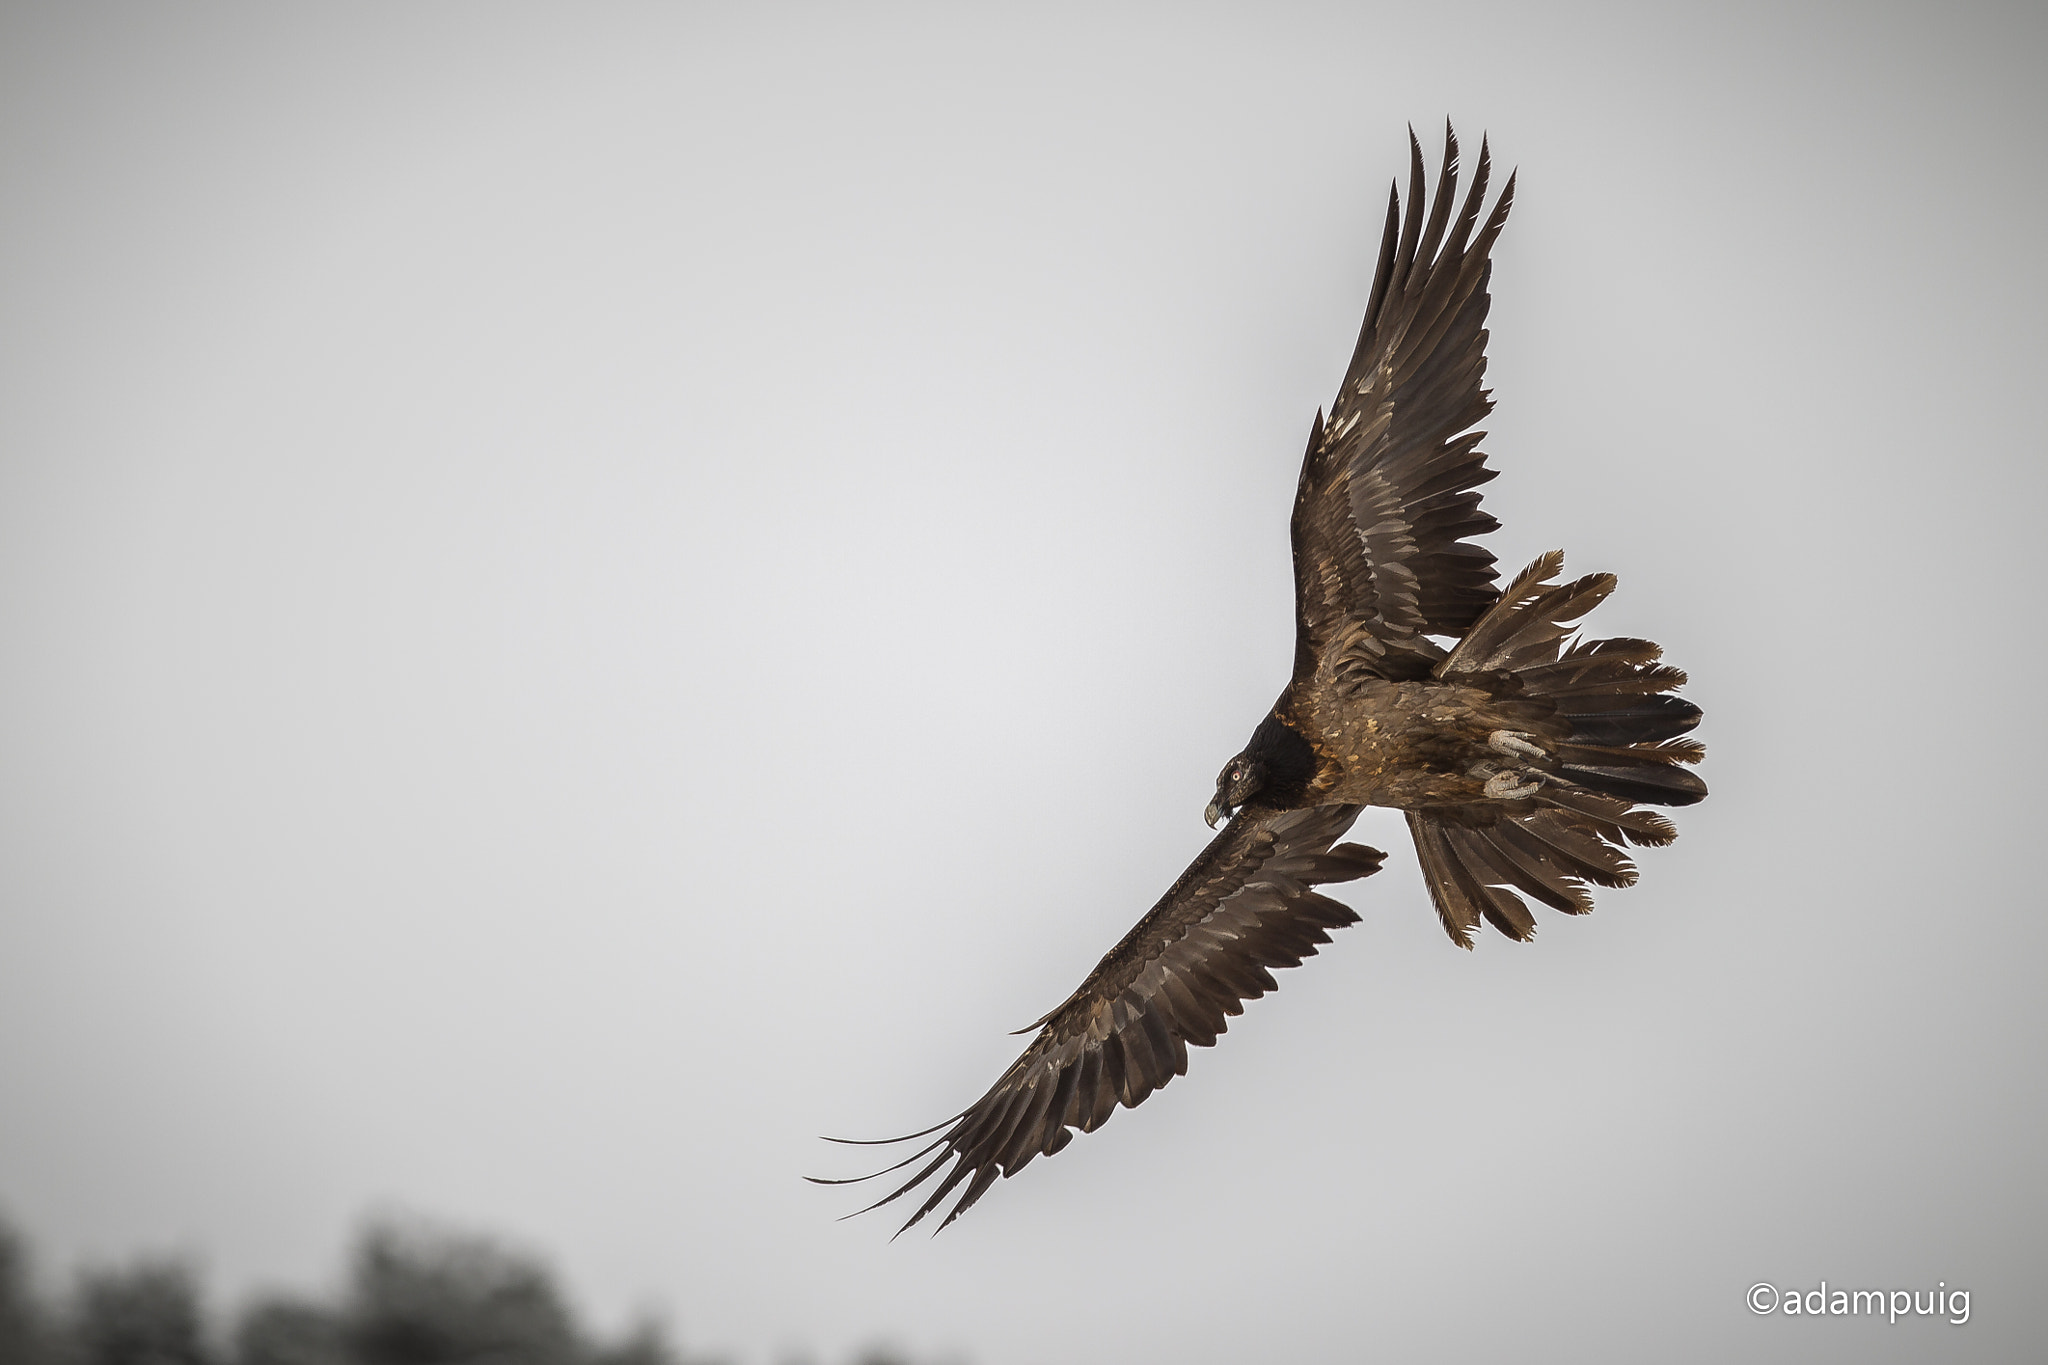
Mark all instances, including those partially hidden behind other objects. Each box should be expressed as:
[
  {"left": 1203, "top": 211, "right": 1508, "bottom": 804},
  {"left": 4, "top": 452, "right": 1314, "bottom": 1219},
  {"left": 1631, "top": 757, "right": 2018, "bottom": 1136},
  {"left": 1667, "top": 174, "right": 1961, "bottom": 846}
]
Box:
[
  {"left": 1488, "top": 730, "right": 1547, "bottom": 762},
  {"left": 1483, "top": 770, "right": 1542, "bottom": 800}
]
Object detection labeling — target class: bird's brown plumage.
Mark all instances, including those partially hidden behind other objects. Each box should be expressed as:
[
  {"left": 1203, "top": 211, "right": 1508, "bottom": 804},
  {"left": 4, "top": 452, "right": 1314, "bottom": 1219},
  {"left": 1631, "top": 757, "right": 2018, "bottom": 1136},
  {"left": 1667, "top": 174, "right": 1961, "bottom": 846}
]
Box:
[
  {"left": 1290, "top": 127, "right": 1513, "bottom": 683},
  {"left": 813, "top": 806, "right": 1381, "bottom": 1233},
  {"left": 815, "top": 124, "right": 1705, "bottom": 1234}
]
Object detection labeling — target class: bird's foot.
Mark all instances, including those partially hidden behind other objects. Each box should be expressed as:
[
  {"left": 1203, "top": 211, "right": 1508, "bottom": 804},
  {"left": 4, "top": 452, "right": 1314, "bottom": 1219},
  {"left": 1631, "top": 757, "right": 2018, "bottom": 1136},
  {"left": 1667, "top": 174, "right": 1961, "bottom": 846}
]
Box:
[
  {"left": 1483, "top": 769, "right": 1542, "bottom": 801},
  {"left": 1488, "top": 730, "right": 1548, "bottom": 762}
]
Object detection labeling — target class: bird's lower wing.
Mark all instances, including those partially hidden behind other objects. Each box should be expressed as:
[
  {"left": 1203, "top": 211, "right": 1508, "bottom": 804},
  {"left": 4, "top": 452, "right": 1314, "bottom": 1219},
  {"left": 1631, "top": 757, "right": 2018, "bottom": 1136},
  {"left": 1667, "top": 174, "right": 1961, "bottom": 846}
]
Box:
[{"left": 812, "top": 805, "right": 1383, "bottom": 1235}]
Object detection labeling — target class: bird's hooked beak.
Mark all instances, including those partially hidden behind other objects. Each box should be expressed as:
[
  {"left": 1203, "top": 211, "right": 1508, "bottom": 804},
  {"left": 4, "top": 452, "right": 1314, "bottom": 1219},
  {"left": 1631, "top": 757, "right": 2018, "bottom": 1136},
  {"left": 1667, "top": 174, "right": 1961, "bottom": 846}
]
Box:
[{"left": 1207, "top": 755, "right": 1260, "bottom": 829}]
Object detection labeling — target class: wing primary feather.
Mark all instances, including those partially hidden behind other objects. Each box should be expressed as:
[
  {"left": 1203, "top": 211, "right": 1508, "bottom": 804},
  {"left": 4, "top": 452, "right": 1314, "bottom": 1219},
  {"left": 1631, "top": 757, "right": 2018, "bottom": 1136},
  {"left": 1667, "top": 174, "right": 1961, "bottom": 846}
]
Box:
[
  {"left": 838, "top": 1145, "right": 955, "bottom": 1221},
  {"left": 1347, "top": 187, "right": 1403, "bottom": 380},
  {"left": 933, "top": 1164, "right": 1006, "bottom": 1234},
  {"left": 1438, "top": 133, "right": 1491, "bottom": 264},
  {"left": 816, "top": 1111, "right": 967, "bottom": 1146},
  {"left": 1407, "top": 123, "right": 1459, "bottom": 284},
  {"left": 1381, "top": 126, "right": 1430, "bottom": 308},
  {"left": 805, "top": 1137, "right": 948, "bottom": 1188},
  {"left": 989, "top": 1074, "right": 1062, "bottom": 1173}
]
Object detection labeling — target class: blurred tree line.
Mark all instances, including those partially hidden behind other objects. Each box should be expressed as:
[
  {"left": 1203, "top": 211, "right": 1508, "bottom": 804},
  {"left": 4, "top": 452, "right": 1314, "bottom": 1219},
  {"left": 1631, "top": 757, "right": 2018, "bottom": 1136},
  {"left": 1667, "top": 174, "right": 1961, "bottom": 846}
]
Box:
[{"left": 0, "top": 1213, "right": 936, "bottom": 1365}]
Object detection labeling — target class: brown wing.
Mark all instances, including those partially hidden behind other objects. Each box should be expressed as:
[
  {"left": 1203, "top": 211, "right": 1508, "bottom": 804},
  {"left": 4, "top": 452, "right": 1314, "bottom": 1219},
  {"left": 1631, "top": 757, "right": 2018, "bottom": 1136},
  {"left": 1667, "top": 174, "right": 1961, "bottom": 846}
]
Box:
[
  {"left": 1291, "top": 124, "right": 1516, "bottom": 683},
  {"left": 812, "top": 806, "right": 1383, "bottom": 1235}
]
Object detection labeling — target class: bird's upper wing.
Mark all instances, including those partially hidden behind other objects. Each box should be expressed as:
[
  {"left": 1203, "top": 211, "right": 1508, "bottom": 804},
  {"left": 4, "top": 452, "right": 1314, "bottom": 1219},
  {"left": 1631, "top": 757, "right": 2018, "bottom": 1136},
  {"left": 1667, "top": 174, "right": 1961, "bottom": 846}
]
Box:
[
  {"left": 1291, "top": 125, "right": 1516, "bottom": 683},
  {"left": 813, "top": 805, "right": 1382, "bottom": 1235}
]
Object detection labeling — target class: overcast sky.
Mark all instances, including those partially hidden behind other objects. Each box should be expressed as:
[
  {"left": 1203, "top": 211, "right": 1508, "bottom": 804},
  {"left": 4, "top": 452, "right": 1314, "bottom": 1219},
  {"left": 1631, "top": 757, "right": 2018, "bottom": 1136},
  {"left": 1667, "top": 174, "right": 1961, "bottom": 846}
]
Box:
[{"left": 2, "top": 4, "right": 2043, "bottom": 1363}]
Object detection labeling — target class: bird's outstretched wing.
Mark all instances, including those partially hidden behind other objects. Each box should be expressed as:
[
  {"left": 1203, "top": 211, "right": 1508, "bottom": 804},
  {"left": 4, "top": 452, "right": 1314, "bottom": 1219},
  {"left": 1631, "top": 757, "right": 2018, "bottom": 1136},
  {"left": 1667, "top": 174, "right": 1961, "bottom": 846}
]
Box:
[
  {"left": 1292, "top": 124, "right": 1516, "bottom": 683},
  {"left": 812, "top": 806, "right": 1383, "bottom": 1235}
]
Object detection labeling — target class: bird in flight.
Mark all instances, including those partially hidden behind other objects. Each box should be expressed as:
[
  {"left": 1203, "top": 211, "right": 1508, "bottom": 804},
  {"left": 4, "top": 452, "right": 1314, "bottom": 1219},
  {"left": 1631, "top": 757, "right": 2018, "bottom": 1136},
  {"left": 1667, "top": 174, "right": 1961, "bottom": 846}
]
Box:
[{"left": 814, "top": 125, "right": 1706, "bottom": 1235}]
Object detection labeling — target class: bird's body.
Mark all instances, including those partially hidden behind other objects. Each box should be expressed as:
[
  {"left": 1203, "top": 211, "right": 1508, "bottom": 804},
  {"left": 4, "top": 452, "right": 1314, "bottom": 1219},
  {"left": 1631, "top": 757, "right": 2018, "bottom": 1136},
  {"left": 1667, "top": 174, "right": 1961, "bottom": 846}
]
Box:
[
  {"left": 816, "top": 126, "right": 1706, "bottom": 1234},
  {"left": 1281, "top": 674, "right": 1552, "bottom": 809}
]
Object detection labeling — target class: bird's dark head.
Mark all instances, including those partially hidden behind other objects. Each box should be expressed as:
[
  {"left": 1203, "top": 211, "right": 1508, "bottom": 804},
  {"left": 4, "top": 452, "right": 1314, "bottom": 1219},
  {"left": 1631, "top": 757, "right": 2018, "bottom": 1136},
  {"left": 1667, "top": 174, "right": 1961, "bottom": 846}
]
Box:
[
  {"left": 1203, "top": 713, "right": 1317, "bottom": 828},
  {"left": 1205, "top": 754, "right": 1265, "bottom": 829}
]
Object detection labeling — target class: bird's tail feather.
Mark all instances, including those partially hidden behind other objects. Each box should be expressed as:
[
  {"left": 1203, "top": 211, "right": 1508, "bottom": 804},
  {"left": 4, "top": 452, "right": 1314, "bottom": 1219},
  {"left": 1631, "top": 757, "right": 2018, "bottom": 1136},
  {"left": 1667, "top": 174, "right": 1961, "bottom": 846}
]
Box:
[
  {"left": 1416, "top": 552, "right": 1704, "bottom": 946},
  {"left": 1444, "top": 551, "right": 1705, "bottom": 805}
]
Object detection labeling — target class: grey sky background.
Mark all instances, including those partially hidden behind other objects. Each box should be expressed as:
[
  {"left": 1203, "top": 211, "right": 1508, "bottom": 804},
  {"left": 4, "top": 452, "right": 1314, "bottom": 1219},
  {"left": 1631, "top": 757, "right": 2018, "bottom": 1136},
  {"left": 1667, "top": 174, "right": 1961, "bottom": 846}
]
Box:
[{"left": 2, "top": 3, "right": 2043, "bottom": 1362}]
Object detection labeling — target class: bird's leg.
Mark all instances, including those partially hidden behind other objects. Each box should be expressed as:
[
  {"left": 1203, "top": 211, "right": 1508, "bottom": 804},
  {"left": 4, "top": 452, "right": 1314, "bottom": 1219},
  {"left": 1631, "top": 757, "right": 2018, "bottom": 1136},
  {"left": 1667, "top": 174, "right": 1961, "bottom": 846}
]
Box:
[
  {"left": 1480, "top": 730, "right": 1548, "bottom": 797},
  {"left": 1483, "top": 769, "right": 1543, "bottom": 801},
  {"left": 1488, "top": 730, "right": 1547, "bottom": 762}
]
